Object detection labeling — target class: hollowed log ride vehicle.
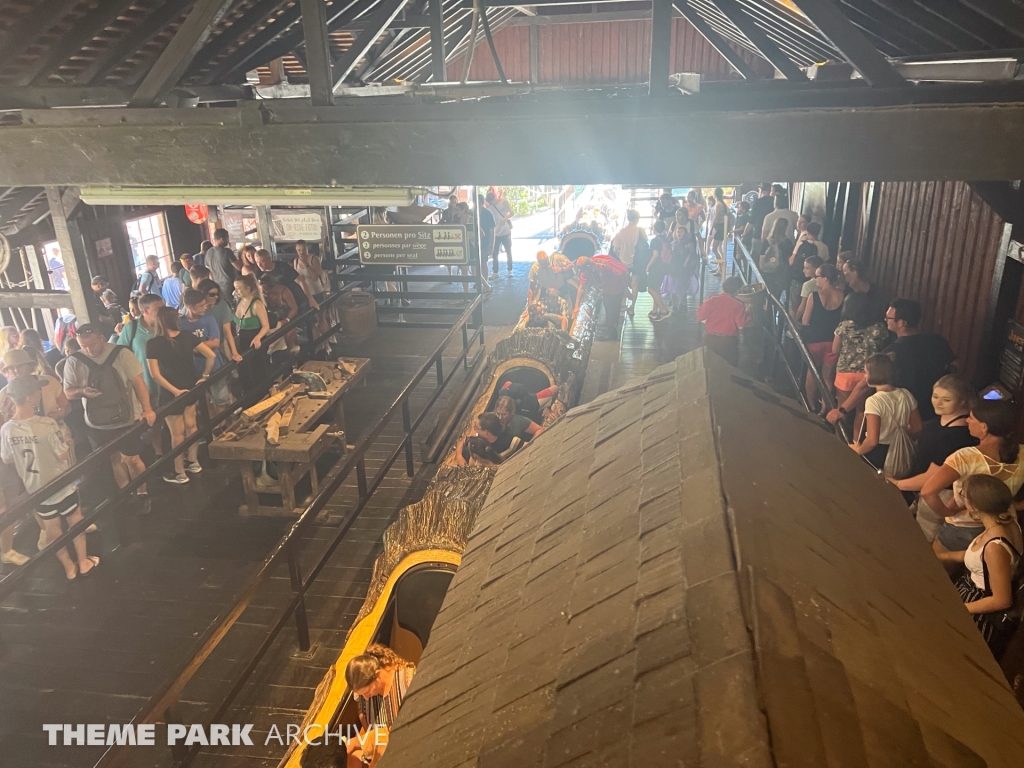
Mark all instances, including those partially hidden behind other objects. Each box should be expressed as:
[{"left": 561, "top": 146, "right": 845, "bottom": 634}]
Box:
[{"left": 279, "top": 286, "right": 599, "bottom": 768}]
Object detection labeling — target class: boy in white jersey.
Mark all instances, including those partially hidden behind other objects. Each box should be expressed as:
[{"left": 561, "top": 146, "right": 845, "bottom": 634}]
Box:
[{"left": 0, "top": 375, "right": 98, "bottom": 580}]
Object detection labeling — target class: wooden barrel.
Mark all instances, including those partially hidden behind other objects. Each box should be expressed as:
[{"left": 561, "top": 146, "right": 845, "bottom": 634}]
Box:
[{"left": 340, "top": 292, "right": 377, "bottom": 340}]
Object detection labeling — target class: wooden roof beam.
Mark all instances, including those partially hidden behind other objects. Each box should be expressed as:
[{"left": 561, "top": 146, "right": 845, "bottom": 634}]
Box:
[
  {"left": 5, "top": 96, "right": 1024, "bottom": 185},
  {"left": 674, "top": 0, "right": 760, "bottom": 80},
  {"left": 332, "top": 0, "right": 412, "bottom": 90},
  {"left": 299, "top": 0, "right": 336, "bottom": 106},
  {"left": 708, "top": 0, "right": 807, "bottom": 80},
  {"left": 789, "top": 0, "right": 905, "bottom": 87},
  {"left": 183, "top": 0, "right": 292, "bottom": 80},
  {"left": 0, "top": 0, "right": 81, "bottom": 71},
  {"left": 77, "top": 1, "right": 194, "bottom": 86},
  {"left": 130, "top": 0, "right": 237, "bottom": 107},
  {"left": 18, "top": 1, "right": 138, "bottom": 87}
]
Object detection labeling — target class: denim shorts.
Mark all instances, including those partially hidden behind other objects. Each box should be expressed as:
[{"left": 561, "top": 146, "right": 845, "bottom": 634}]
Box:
[{"left": 937, "top": 523, "right": 984, "bottom": 552}]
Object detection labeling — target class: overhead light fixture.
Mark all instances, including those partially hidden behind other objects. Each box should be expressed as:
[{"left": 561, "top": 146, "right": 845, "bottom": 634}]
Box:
[{"left": 79, "top": 186, "right": 427, "bottom": 206}]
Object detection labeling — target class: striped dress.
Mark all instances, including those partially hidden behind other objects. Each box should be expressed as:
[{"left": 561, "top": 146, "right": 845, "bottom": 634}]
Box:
[{"left": 358, "top": 665, "right": 416, "bottom": 729}]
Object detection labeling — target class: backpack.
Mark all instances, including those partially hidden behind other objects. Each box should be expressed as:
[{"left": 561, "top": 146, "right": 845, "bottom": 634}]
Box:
[
  {"left": 73, "top": 346, "right": 134, "bottom": 427},
  {"left": 134, "top": 269, "right": 162, "bottom": 297},
  {"left": 882, "top": 424, "right": 916, "bottom": 479},
  {"left": 760, "top": 242, "right": 785, "bottom": 274},
  {"left": 792, "top": 240, "right": 818, "bottom": 278}
]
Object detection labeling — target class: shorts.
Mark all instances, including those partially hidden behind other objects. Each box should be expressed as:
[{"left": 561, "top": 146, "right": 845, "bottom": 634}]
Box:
[
  {"left": 938, "top": 522, "right": 984, "bottom": 552},
  {"left": 88, "top": 424, "right": 147, "bottom": 457},
  {"left": 834, "top": 370, "right": 866, "bottom": 391},
  {"left": 806, "top": 341, "right": 832, "bottom": 369},
  {"left": 159, "top": 389, "right": 195, "bottom": 418},
  {"left": 37, "top": 490, "right": 79, "bottom": 519}
]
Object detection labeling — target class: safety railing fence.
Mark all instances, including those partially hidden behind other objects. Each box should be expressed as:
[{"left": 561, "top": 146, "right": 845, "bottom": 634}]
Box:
[
  {"left": 0, "top": 284, "right": 364, "bottom": 600},
  {"left": 93, "top": 296, "right": 484, "bottom": 768},
  {"left": 731, "top": 235, "right": 853, "bottom": 446}
]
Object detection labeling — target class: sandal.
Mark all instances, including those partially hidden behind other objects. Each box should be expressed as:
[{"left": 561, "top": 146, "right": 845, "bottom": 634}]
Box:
[{"left": 79, "top": 555, "right": 100, "bottom": 577}]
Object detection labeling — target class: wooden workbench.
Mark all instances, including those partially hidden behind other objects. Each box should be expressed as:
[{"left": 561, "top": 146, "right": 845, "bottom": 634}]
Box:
[{"left": 208, "top": 358, "right": 370, "bottom": 516}]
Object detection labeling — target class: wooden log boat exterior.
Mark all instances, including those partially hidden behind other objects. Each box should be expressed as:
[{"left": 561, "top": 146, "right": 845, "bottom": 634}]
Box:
[{"left": 279, "top": 283, "right": 600, "bottom": 768}]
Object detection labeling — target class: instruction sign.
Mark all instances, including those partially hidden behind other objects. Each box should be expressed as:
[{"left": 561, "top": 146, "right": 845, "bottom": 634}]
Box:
[{"left": 357, "top": 225, "right": 468, "bottom": 265}]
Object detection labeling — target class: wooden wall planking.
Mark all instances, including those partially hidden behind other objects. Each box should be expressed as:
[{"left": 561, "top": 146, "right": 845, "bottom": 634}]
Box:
[
  {"left": 447, "top": 17, "right": 768, "bottom": 84},
  {"left": 865, "top": 181, "right": 1005, "bottom": 380}
]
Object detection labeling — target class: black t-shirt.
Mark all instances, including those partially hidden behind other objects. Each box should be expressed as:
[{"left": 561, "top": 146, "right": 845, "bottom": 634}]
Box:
[
  {"left": 886, "top": 333, "right": 955, "bottom": 421},
  {"left": 909, "top": 416, "right": 976, "bottom": 477},
  {"left": 146, "top": 332, "right": 201, "bottom": 392},
  {"left": 268, "top": 262, "right": 306, "bottom": 308},
  {"left": 751, "top": 196, "right": 774, "bottom": 238}
]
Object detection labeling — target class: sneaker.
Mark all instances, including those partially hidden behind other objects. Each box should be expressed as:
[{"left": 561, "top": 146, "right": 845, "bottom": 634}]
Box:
[
  {"left": 1, "top": 550, "right": 29, "bottom": 566},
  {"left": 163, "top": 472, "right": 189, "bottom": 485},
  {"left": 37, "top": 529, "right": 47, "bottom": 551},
  {"left": 136, "top": 495, "right": 152, "bottom": 516},
  {"left": 86, "top": 524, "right": 98, "bottom": 533},
  {"left": 184, "top": 460, "right": 203, "bottom": 475},
  {"left": 507, "top": 268, "right": 513, "bottom": 277}
]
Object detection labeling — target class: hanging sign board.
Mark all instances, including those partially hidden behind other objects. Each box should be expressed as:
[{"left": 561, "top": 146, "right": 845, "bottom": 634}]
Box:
[
  {"left": 271, "top": 210, "right": 324, "bottom": 241},
  {"left": 184, "top": 204, "right": 209, "bottom": 224},
  {"left": 998, "top": 319, "right": 1024, "bottom": 393},
  {"left": 357, "top": 225, "right": 468, "bottom": 265},
  {"left": 221, "top": 210, "right": 248, "bottom": 243}
]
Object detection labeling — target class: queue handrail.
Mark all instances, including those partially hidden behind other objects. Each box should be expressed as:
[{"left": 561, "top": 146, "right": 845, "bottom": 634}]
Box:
[
  {"left": 731, "top": 236, "right": 853, "bottom": 445},
  {"left": 93, "top": 296, "right": 484, "bottom": 768},
  {"left": 0, "top": 285, "right": 354, "bottom": 598}
]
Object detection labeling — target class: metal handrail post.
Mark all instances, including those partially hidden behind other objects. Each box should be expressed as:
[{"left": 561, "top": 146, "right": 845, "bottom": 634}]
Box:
[
  {"left": 286, "top": 545, "right": 312, "bottom": 653},
  {"left": 401, "top": 400, "right": 415, "bottom": 477}
]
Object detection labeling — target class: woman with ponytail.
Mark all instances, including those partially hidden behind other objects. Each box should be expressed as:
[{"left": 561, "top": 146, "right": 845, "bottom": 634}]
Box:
[
  {"left": 936, "top": 474, "right": 1023, "bottom": 657},
  {"left": 344, "top": 644, "right": 416, "bottom": 767},
  {"left": 922, "top": 399, "right": 1024, "bottom": 557}
]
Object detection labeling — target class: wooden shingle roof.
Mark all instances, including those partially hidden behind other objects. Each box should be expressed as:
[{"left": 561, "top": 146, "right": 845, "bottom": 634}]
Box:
[{"left": 379, "top": 349, "right": 1024, "bottom": 768}]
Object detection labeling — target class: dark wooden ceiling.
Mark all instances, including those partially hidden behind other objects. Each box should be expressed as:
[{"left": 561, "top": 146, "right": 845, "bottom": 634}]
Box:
[{"left": 0, "top": 0, "right": 1020, "bottom": 91}]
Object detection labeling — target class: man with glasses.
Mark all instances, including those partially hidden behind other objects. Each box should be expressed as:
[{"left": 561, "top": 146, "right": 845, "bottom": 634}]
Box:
[
  {"left": 827, "top": 298, "right": 955, "bottom": 425},
  {"left": 196, "top": 279, "right": 241, "bottom": 364}
]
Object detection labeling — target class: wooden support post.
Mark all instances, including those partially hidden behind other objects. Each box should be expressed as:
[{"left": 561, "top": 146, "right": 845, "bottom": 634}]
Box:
[
  {"left": 26, "top": 244, "right": 56, "bottom": 342},
  {"left": 429, "top": 0, "right": 446, "bottom": 82},
  {"left": 529, "top": 25, "right": 540, "bottom": 83},
  {"left": 45, "top": 187, "right": 91, "bottom": 324},
  {"left": 256, "top": 206, "right": 276, "bottom": 255},
  {"left": 299, "top": 0, "right": 336, "bottom": 106},
  {"left": 649, "top": 0, "right": 673, "bottom": 97}
]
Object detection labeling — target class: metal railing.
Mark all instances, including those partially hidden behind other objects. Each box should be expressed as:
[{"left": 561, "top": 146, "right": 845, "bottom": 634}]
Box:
[
  {"left": 0, "top": 285, "right": 357, "bottom": 599},
  {"left": 93, "top": 296, "right": 484, "bottom": 768},
  {"left": 730, "top": 235, "right": 853, "bottom": 445}
]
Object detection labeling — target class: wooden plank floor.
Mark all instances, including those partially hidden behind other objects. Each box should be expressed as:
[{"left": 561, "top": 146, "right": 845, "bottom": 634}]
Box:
[{"left": 0, "top": 336, "right": 479, "bottom": 768}]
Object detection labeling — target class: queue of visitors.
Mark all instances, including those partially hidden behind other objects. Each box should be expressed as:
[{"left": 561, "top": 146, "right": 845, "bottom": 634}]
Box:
[{"left": 0, "top": 234, "right": 335, "bottom": 577}]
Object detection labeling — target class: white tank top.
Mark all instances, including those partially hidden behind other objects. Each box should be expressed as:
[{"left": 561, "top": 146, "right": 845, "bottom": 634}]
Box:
[{"left": 964, "top": 532, "right": 1021, "bottom": 590}]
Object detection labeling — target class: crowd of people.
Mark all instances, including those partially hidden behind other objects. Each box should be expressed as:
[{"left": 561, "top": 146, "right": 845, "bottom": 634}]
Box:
[
  {"left": 725, "top": 184, "right": 1024, "bottom": 660},
  {"left": 0, "top": 232, "right": 335, "bottom": 579}
]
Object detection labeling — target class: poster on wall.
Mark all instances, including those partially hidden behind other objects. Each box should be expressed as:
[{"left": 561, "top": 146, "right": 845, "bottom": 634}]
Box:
[
  {"left": 271, "top": 210, "right": 324, "bottom": 241},
  {"left": 95, "top": 238, "right": 113, "bottom": 259},
  {"left": 220, "top": 210, "right": 248, "bottom": 243}
]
